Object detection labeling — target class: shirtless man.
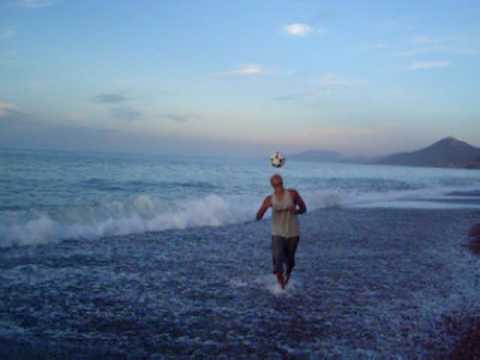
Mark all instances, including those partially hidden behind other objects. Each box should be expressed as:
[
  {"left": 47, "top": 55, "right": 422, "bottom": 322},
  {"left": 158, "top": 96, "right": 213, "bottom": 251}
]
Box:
[{"left": 256, "top": 174, "right": 307, "bottom": 289}]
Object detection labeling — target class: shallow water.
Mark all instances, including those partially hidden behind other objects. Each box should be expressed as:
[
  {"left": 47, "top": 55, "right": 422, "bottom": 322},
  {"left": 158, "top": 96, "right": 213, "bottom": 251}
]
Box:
[{"left": 1, "top": 208, "right": 479, "bottom": 358}]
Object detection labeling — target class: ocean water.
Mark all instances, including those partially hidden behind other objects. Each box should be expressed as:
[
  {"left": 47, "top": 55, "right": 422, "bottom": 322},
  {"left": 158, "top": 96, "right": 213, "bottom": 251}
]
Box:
[
  {"left": 1, "top": 148, "right": 479, "bottom": 247},
  {"left": 1, "top": 148, "right": 480, "bottom": 358}
]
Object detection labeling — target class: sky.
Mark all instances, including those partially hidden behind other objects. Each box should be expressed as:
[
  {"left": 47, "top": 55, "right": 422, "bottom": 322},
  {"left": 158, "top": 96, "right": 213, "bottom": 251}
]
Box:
[{"left": 0, "top": 0, "right": 479, "bottom": 156}]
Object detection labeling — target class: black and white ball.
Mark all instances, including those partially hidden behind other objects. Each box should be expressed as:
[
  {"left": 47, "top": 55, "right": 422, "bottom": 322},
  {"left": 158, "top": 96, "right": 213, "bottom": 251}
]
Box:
[{"left": 270, "top": 151, "right": 286, "bottom": 168}]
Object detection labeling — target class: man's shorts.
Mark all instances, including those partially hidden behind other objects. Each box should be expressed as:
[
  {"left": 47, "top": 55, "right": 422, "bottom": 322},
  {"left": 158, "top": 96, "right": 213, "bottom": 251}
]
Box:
[{"left": 271, "top": 236, "right": 300, "bottom": 274}]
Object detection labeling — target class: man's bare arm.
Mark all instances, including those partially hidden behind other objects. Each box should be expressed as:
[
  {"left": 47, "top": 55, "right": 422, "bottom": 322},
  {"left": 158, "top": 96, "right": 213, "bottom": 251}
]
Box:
[
  {"left": 256, "top": 196, "right": 272, "bottom": 220},
  {"left": 290, "top": 190, "right": 306, "bottom": 215}
]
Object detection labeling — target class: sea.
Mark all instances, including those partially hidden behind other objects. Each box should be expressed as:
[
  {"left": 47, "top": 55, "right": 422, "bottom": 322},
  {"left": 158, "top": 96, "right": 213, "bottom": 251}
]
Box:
[
  {"left": 1, "top": 148, "right": 479, "bottom": 248},
  {"left": 1, "top": 148, "right": 480, "bottom": 358}
]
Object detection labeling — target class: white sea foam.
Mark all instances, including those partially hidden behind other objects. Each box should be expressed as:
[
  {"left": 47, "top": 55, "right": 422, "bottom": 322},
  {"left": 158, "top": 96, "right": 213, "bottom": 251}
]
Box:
[
  {"left": 253, "top": 274, "right": 302, "bottom": 296},
  {"left": 0, "top": 194, "right": 257, "bottom": 247},
  {"left": 308, "top": 184, "right": 480, "bottom": 210},
  {"left": 1, "top": 182, "right": 479, "bottom": 247}
]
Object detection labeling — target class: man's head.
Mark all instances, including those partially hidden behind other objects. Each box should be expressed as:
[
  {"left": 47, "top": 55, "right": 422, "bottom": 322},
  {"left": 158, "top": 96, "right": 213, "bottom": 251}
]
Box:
[{"left": 270, "top": 174, "right": 283, "bottom": 189}]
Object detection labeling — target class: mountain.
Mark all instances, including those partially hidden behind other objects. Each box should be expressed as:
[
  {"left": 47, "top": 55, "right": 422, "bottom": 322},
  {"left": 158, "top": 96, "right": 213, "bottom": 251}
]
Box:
[
  {"left": 289, "top": 150, "right": 344, "bottom": 163},
  {"left": 377, "top": 137, "right": 480, "bottom": 169}
]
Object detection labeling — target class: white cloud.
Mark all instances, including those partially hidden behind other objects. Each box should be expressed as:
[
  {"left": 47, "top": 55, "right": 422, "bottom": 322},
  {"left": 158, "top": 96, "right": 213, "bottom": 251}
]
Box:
[
  {"left": 0, "top": 28, "right": 16, "bottom": 40},
  {"left": 408, "top": 60, "right": 450, "bottom": 70},
  {"left": 16, "top": 0, "right": 55, "bottom": 8},
  {"left": 284, "top": 23, "right": 313, "bottom": 37},
  {"left": 218, "top": 64, "right": 268, "bottom": 77},
  {"left": 0, "top": 101, "right": 17, "bottom": 118}
]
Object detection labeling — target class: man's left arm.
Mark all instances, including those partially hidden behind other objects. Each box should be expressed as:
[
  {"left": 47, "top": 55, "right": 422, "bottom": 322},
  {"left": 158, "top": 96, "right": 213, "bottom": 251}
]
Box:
[{"left": 291, "top": 190, "right": 307, "bottom": 215}]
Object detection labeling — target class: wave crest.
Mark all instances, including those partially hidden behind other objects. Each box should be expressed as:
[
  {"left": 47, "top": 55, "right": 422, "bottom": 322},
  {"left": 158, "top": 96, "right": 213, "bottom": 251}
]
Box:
[{"left": 0, "top": 194, "right": 253, "bottom": 247}]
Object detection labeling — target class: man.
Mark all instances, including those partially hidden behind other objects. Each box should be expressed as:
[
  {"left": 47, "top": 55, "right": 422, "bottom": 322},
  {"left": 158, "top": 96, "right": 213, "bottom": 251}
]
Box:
[{"left": 256, "top": 174, "right": 307, "bottom": 289}]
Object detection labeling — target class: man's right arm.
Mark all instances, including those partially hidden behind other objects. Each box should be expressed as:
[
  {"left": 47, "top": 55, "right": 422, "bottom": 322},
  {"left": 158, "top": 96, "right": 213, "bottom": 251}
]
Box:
[{"left": 256, "top": 196, "right": 271, "bottom": 221}]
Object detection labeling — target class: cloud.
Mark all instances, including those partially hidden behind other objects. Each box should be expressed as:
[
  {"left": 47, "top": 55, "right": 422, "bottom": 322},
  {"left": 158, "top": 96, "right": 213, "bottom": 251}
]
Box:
[
  {"left": 0, "top": 118, "right": 125, "bottom": 152},
  {"left": 16, "top": 0, "right": 55, "bottom": 8},
  {"left": 408, "top": 60, "right": 450, "bottom": 70},
  {"left": 160, "top": 113, "right": 199, "bottom": 123},
  {"left": 0, "top": 101, "right": 17, "bottom": 118},
  {"left": 0, "top": 28, "right": 16, "bottom": 40},
  {"left": 111, "top": 106, "right": 142, "bottom": 122},
  {"left": 395, "top": 35, "right": 478, "bottom": 57},
  {"left": 274, "top": 73, "right": 350, "bottom": 102},
  {"left": 283, "top": 23, "right": 327, "bottom": 37},
  {"left": 92, "top": 92, "right": 142, "bottom": 122},
  {"left": 0, "top": 117, "right": 284, "bottom": 156},
  {"left": 284, "top": 23, "right": 313, "bottom": 37},
  {"left": 92, "top": 93, "right": 129, "bottom": 103},
  {"left": 217, "top": 64, "right": 268, "bottom": 77}
]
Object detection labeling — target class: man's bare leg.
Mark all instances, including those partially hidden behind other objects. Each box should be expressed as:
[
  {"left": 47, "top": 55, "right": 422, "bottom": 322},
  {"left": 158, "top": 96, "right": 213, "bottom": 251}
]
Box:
[{"left": 275, "top": 273, "right": 286, "bottom": 289}]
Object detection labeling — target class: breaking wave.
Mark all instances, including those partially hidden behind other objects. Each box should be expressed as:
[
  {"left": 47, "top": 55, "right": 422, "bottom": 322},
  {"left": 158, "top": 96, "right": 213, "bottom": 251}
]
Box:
[
  {"left": 0, "top": 194, "right": 256, "bottom": 247},
  {"left": 1, "top": 184, "right": 479, "bottom": 247}
]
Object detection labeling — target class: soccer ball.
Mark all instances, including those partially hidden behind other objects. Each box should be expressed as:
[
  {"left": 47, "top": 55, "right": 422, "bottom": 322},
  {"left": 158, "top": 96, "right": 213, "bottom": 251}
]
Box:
[{"left": 270, "top": 151, "right": 286, "bottom": 168}]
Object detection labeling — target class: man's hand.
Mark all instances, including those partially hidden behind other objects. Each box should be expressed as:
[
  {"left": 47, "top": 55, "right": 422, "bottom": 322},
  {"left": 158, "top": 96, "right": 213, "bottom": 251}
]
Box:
[{"left": 289, "top": 189, "right": 307, "bottom": 215}]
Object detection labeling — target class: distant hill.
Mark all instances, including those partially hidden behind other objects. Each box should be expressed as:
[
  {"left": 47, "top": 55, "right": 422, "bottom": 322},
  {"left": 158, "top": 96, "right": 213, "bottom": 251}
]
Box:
[
  {"left": 377, "top": 137, "right": 480, "bottom": 169},
  {"left": 289, "top": 150, "right": 344, "bottom": 163}
]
